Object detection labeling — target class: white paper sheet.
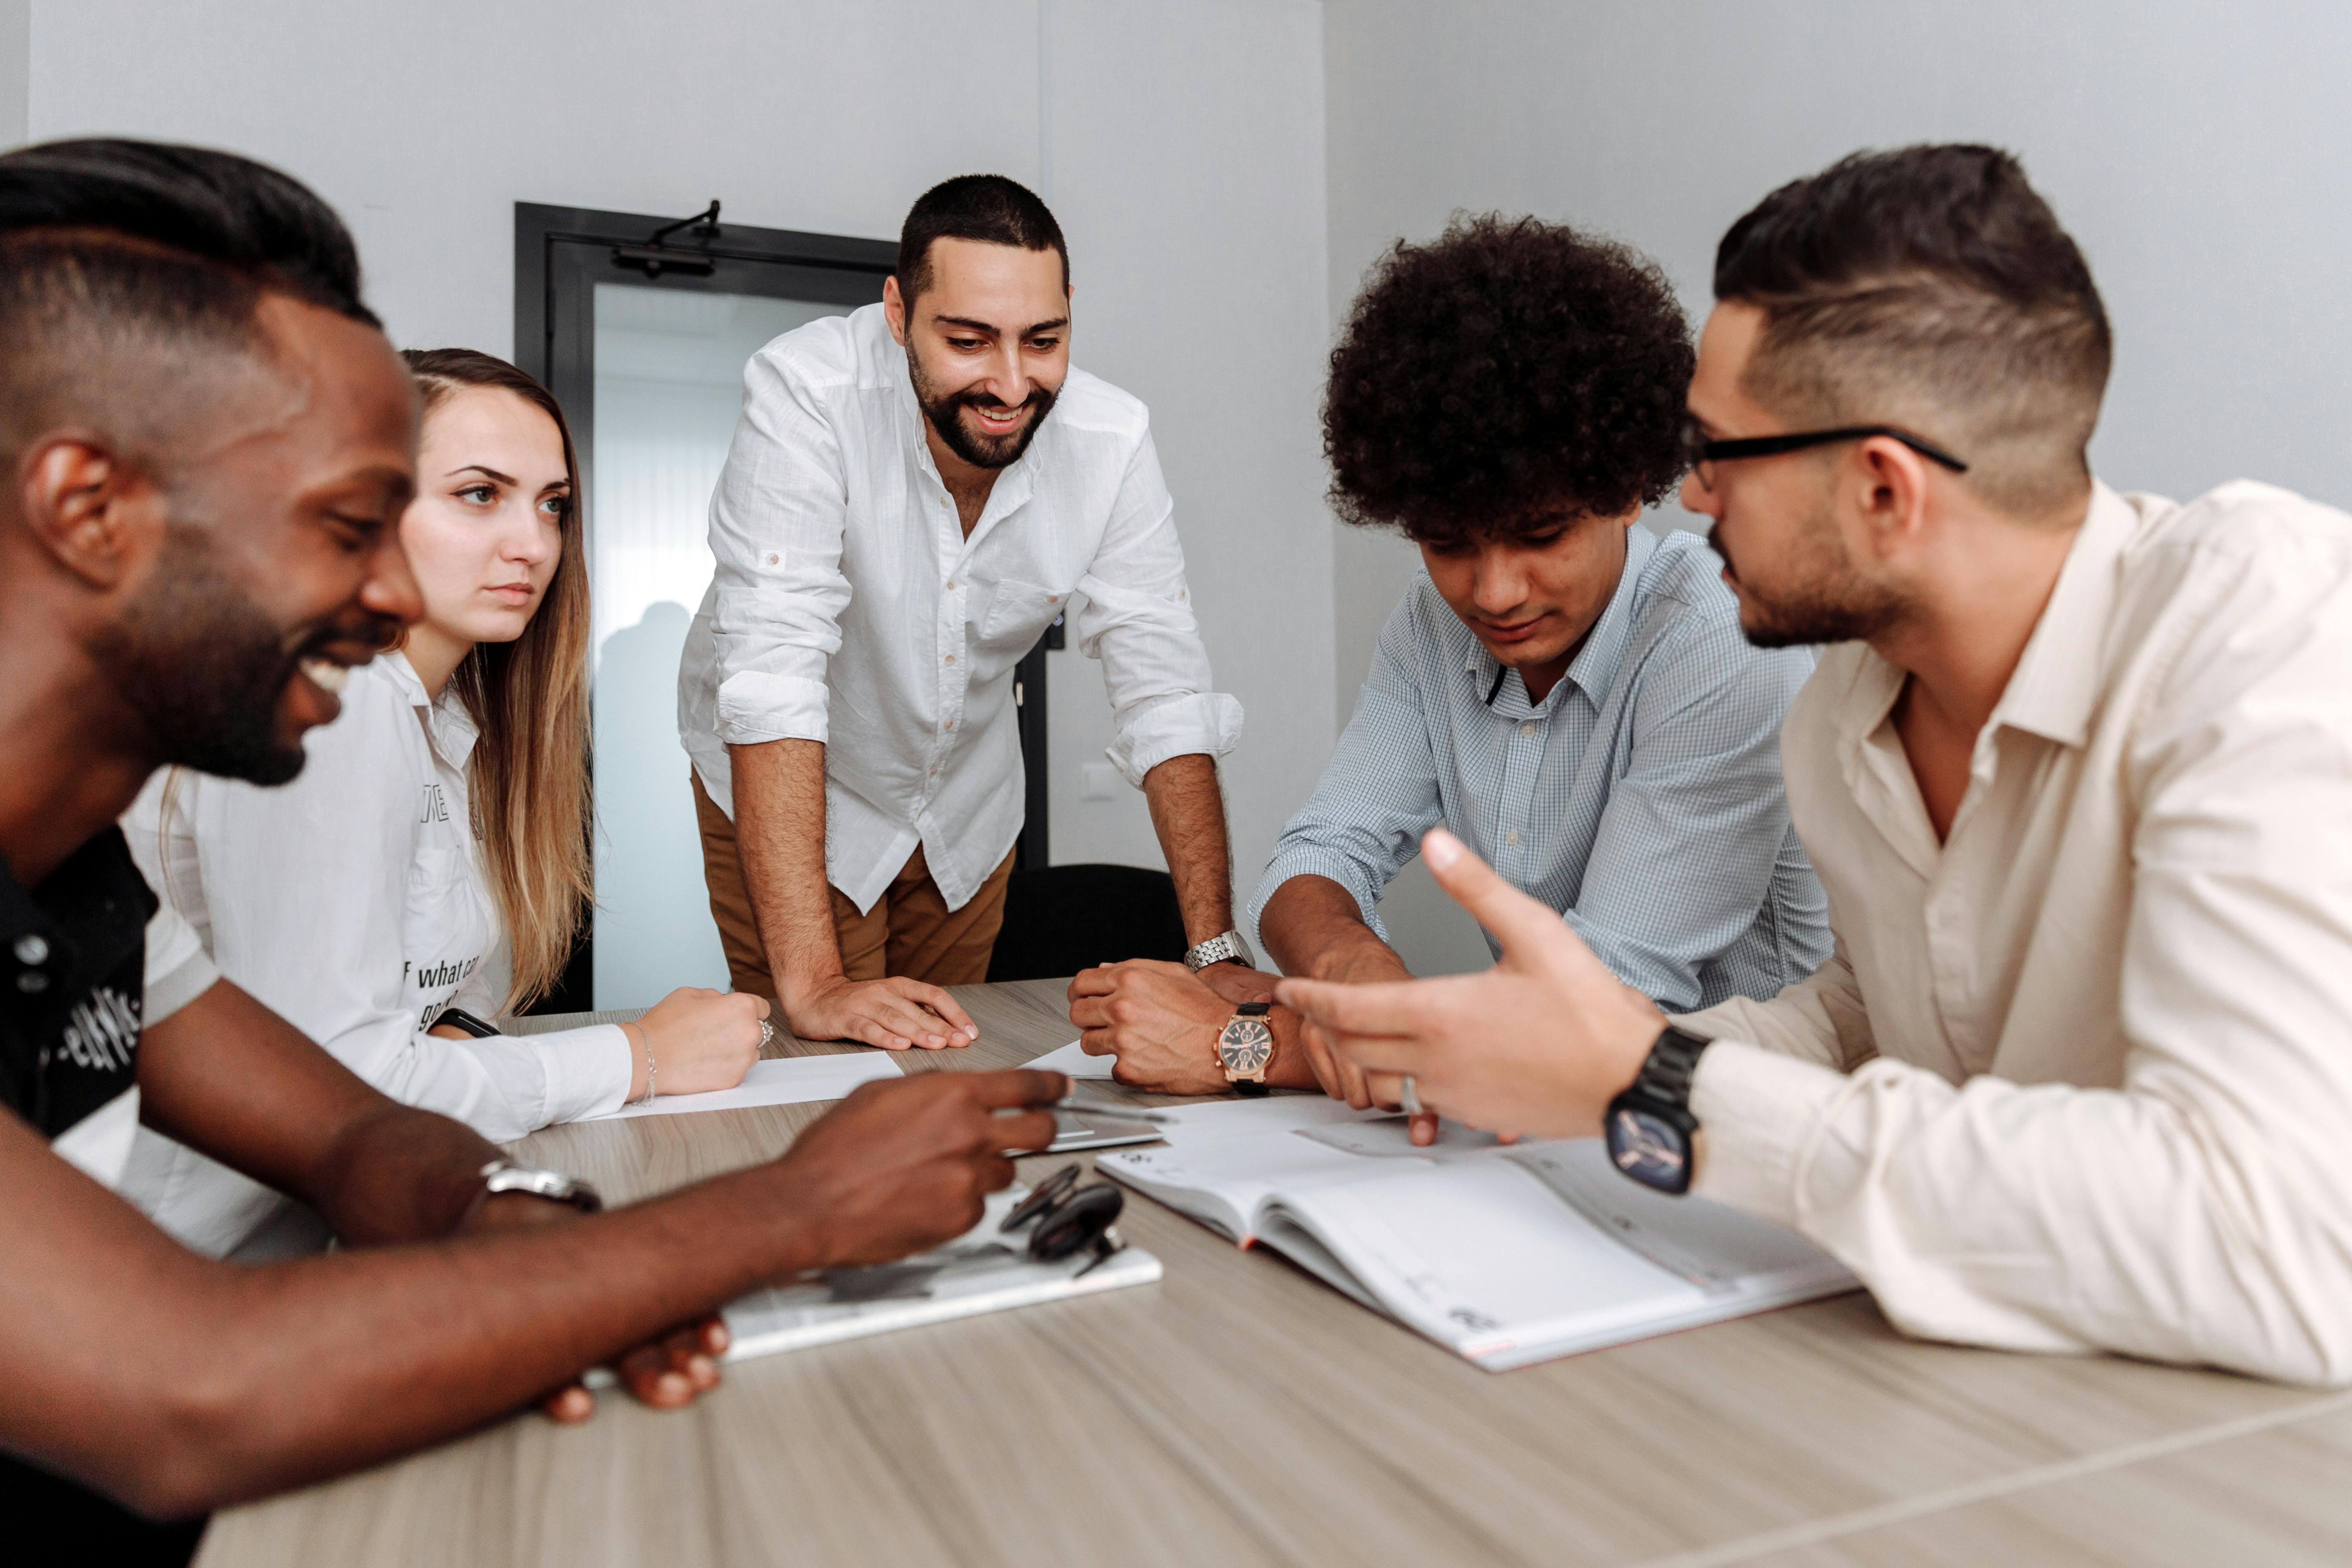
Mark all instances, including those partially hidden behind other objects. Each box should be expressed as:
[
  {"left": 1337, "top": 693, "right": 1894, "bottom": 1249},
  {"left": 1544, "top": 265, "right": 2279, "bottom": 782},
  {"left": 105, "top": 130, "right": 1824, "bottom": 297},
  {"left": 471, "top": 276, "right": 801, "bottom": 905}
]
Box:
[
  {"left": 1024, "top": 1039, "right": 1117, "bottom": 1079},
  {"left": 585, "top": 1052, "right": 904, "bottom": 1120}
]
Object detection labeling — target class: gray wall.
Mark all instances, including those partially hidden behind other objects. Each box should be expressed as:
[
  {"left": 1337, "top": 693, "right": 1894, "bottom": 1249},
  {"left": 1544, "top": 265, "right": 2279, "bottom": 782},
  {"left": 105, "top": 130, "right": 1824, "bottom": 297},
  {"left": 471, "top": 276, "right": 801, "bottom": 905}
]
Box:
[
  {"left": 1322, "top": 0, "right": 2352, "bottom": 974},
  {"left": 26, "top": 0, "right": 1335, "bottom": 907},
  {"left": 0, "top": 0, "right": 24, "bottom": 146},
  {"left": 21, "top": 2, "right": 2340, "bottom": 978}
]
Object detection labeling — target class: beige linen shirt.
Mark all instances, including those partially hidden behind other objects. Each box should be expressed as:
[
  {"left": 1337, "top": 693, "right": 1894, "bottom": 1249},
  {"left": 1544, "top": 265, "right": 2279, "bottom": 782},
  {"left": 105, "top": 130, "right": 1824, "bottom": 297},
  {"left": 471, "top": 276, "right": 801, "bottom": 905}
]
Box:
[{"left": 1682, "top": 479, "right": 2352, "bottom": 1385}]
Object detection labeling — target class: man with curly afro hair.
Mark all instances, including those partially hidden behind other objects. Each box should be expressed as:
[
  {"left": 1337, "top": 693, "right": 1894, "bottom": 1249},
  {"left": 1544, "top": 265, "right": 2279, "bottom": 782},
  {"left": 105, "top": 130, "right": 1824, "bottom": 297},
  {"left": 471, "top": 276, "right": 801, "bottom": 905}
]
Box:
[{"left": 1069, "top": 216, "right": 1828, "bottom": 1120}]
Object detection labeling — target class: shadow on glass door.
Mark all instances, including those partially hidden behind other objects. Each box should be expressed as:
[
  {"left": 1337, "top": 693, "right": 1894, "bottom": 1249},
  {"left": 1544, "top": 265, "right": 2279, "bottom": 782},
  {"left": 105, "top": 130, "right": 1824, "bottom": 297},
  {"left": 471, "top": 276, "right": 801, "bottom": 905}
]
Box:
[{"left": 514, "top": 204, "right": 1052, "bottom": 1013}]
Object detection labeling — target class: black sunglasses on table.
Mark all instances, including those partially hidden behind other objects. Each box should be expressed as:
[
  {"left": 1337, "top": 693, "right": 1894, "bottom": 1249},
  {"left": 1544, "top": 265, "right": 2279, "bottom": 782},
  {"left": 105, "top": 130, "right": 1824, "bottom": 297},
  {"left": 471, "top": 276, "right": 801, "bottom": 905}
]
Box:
[{"left": 1000, "top": 1161, "right": 1128, "bottom": 1278}]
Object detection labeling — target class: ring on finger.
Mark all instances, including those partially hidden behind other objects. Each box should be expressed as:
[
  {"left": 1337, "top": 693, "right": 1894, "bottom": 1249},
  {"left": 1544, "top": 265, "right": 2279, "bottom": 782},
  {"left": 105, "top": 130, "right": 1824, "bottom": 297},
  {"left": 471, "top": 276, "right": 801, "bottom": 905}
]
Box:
[
  {"left": 1398, "top": 1074, "right": 1424, "bottom": 1116},
  {"left": 758, "top": 1019, "right": 775, "bottom": 1049}
]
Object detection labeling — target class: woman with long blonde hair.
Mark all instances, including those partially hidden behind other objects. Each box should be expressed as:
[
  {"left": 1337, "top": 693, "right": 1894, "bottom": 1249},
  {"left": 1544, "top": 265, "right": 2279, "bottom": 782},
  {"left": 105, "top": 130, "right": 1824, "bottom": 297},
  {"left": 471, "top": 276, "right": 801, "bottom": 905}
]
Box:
[{"left": 122, "top": 348, "right": 765, "bottom": 1257}]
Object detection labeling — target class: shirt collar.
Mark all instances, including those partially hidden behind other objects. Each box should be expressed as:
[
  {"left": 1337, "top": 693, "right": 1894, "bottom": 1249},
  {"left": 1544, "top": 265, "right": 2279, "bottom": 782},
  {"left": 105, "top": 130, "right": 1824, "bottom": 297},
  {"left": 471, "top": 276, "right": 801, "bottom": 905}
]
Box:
[
  {"left": 1832, "top": 477, "right": 2138, "bottom": 760},
  {"left": 1984, "top": 479, "right": 2137, "bottom": 749},
  {"left": 0, "top": 827, "right": 156, "bottom": 1003},
  {"left": 1462, "top": 522, "right": 1658, "bottom": 711},
  {"left": 381, "top": 650, "right": 480, "bottom": 771},
  {"left": 0, "top": 835, "right": 59, "bottom": 981}
]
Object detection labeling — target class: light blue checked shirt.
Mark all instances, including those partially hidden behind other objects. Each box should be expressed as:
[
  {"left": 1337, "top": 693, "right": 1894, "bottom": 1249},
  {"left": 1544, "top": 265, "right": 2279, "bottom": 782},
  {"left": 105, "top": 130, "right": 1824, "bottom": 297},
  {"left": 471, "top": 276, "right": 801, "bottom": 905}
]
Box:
[{"left": 1250, "top": 527, "right": 1830, "bottom": 1010}]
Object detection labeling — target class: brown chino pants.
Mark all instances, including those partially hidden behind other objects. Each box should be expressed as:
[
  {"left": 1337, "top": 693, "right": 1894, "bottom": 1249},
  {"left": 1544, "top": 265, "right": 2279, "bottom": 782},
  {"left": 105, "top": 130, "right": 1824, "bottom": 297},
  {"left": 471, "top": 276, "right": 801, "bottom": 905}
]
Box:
[{"left": 692, "top": 772, "right": 1016, "bottom": 1002}]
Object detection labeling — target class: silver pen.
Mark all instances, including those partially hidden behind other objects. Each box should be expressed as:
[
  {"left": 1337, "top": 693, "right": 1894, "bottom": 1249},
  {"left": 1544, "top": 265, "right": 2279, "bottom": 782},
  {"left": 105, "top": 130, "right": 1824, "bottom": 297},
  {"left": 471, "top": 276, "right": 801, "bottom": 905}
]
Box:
[{"left": 1051, "top": 1093, "right": 1182, "bottom": 1126}]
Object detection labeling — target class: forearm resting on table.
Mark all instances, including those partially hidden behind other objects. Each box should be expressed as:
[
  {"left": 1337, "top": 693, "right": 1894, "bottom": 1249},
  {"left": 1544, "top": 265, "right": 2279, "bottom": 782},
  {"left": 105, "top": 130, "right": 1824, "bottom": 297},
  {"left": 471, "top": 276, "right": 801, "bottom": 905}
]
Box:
[
  {"left": 1142, "top": 752, "right": 1234, "bottom": 944},
  {"left": 0, "top": 1120, "right": 825, "bottom": 1519},
  {"left": 138, "top": 983, "right": 503, "bottom": 1248},
  {"left": 729, "top": 736, "right": 843, "bottom": 1000}
]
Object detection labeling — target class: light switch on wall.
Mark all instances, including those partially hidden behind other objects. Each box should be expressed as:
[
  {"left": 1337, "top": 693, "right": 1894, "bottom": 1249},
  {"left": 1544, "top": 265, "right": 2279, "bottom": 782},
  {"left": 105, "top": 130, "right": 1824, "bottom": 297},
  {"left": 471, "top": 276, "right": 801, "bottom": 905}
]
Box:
[{"left": 1080, "top": 763, "right": 1122, "bottom": 801}]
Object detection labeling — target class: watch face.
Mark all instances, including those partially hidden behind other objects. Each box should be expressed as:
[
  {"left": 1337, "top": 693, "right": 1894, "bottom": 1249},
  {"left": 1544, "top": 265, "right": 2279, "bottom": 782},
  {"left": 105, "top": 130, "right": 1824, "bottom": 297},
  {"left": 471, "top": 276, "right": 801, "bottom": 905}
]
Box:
[
  {"left": 1219, "top": 1018, "right": 1273, "bottom": 1074},
  {"left": 1608, "top": 1104, "right": 1689, "bottom": 1193}
]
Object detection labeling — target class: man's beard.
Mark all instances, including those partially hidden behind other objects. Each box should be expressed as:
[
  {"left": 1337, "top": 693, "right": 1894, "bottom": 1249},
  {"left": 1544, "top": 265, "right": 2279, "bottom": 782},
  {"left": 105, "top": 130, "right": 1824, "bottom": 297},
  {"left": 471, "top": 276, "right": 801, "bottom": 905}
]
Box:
[
  {"left": 1714, "top": 504, "right": 1904, "bottom": 650},
  {"left": 91, "top": 524, "right": 379, "bottom": 786},
  {"left": 907, "top": 348, "right": 1056, "bottom": 470}
]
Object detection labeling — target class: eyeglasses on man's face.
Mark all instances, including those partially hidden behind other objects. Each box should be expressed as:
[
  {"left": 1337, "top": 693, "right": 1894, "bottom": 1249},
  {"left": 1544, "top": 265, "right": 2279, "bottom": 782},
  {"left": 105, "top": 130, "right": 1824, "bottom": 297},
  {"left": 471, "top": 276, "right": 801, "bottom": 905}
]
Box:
[{"left": 1680, "top": 415, "right": 1969, "bottom": 494}]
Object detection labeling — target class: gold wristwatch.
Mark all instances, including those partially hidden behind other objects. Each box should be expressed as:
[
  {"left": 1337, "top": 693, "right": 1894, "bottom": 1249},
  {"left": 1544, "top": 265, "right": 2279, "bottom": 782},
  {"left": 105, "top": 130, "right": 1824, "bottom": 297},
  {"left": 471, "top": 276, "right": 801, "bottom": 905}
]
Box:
[{"left": 1216, "top": 1002, "right": 1275, "bottom": 1098}]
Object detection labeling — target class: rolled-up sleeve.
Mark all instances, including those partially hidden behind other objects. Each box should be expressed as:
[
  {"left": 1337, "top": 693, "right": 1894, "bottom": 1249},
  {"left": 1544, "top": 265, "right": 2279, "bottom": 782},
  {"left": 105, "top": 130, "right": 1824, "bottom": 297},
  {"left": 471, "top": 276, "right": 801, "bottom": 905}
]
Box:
[
  {"left": 707, "top": 348, "right": 854, "bottom": 747},
  {"left": 1249, "top": 598, "right": 1441, "bottom": 949},
  {"left": 1564, "top": 620, "right": 1817, "bottom": 1010},
  {"left": 1073, "top": 430, "right": 1243, "bottom": 785}
]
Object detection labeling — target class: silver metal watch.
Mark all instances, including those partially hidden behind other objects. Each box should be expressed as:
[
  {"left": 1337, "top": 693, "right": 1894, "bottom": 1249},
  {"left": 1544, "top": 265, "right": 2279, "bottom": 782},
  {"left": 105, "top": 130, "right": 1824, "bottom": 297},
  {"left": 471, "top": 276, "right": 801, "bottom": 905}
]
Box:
[
  {"left": 1183, "top": 929, "right": 1256, "bottom": 972},
  {"left": 477, "top": 1157, "right": 604, "bottom": 1213}
]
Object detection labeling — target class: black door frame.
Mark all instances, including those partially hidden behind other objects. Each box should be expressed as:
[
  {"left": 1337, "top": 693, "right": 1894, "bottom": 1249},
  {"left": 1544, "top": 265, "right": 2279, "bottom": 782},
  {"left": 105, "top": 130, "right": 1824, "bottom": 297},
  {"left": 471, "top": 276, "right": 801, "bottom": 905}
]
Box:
[{"left": 512, "top": 203, "right": 1053, "bottom": 1011}]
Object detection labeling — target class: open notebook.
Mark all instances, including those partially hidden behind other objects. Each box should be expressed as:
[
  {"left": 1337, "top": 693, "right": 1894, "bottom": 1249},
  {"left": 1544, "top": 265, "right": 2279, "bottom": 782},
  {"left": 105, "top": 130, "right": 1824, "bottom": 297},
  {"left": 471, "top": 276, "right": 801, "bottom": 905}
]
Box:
[{"left": 1098, "top": 1097, "right": 1855, "bottom": 1371}]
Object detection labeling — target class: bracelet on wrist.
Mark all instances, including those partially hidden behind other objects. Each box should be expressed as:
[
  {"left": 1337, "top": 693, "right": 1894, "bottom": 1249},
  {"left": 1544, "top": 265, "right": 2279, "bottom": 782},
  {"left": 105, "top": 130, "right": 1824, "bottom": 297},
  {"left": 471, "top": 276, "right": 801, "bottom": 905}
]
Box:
[{"left": 628, "top": 1020, "right": 657, "bottom": 1106}]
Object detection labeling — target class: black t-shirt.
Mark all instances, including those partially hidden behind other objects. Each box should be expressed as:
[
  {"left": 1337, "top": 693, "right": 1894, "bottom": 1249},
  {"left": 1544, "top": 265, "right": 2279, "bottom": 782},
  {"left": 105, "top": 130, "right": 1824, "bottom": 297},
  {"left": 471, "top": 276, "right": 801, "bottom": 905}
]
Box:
[{"left": 1, "top": 827, "right": 205, "bottom": 1566}]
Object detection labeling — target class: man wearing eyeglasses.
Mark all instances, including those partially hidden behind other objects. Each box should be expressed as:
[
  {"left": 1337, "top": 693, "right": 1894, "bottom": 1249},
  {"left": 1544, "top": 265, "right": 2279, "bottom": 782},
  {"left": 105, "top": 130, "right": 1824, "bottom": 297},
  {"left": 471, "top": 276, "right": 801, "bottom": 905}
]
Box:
[
  {"left": 1281, "top": 145, "right": 2352, "bottom": 1385},
  {"left": 1070, "top": 217, "right": 1829, "bottom": 1121}
]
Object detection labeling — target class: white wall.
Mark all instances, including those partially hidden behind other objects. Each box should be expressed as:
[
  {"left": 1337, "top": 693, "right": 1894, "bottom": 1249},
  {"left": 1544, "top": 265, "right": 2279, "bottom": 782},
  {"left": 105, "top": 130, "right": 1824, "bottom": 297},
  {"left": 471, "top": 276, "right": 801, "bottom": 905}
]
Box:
[
  {"left": 27, "top": 0, "right": 1333, "bottom": 929},
  {"left": 1322, "top": 0, "right": 2352, "bottom": 975}
]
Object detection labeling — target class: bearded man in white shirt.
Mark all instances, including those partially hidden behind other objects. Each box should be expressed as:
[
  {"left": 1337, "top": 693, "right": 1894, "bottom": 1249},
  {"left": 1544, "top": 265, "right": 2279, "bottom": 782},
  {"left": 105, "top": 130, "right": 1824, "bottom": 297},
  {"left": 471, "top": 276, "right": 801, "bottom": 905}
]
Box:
[
  {"left": 679, "top": 175, "right": 1249, "bottom": 1054},
  {"left": 1280, "top": 143, "right": 2352, "bottom": 1386}
]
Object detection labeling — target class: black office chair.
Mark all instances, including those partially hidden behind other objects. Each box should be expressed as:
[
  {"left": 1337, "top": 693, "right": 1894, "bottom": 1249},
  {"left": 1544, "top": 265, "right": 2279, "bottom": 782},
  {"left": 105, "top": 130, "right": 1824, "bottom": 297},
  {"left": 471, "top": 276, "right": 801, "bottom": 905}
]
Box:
[{"left": 985, "top": 863, "right": 1189, "bottom": 982}]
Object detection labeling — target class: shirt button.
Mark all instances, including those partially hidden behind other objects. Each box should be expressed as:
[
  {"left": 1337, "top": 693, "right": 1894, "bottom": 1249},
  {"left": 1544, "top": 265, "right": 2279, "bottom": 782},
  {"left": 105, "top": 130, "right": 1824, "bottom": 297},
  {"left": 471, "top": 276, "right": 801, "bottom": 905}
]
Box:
[
  {"left": 1519, "top": 722, "right": 1538, "bottom": 738},
  {"left": 16, "top": 971, "right": 47, "bottom": 994},
  {"left": 942, "top": 720, "right": 955, "bottom": 731},
  {"left": 1507, "top": 829, "right": 1521, "bottom": 847},
  {"left": 944, "top": 654, "right": 956, "bottom": 665},
  {"left": 14, "top": 934, "right": 48, "bottom": 965},
  {"left": 946, "top": 579, "right": 957, "bottom": 591},
  {"left": 765, "top": 553, "right": 779, "bottom": 566}
]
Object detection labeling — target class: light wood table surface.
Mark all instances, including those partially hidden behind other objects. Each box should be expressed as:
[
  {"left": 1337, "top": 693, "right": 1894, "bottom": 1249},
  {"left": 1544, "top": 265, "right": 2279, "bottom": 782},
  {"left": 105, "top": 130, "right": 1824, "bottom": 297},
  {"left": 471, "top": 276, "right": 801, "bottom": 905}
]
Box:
[{"left": 199, "top": 978, "right": 2352, "bottom": 1567}]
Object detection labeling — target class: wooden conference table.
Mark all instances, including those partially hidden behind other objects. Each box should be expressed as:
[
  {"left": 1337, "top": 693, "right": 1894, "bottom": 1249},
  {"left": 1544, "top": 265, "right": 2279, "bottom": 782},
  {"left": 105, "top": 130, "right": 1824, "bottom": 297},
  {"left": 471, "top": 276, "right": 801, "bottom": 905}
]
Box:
[{"left": 199, "top": 978, "right": 2352, "bottom": 1568}]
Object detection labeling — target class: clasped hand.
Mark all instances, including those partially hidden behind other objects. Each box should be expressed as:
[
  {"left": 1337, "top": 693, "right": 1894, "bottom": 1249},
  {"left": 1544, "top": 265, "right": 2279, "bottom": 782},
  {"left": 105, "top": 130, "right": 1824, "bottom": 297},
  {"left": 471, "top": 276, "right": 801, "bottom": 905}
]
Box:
[{"left": 1067, "top": 959, "right": 1246, "bottom": 1095}]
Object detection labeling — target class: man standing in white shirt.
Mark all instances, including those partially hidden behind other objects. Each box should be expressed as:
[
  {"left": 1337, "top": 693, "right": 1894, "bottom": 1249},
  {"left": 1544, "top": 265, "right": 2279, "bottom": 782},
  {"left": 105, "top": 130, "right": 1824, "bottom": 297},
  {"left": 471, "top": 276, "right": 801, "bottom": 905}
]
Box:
[
  {"left": 1279, "top": 144, "right": 2352, "bottom": 1385},
  {"left": 680, "top": 175, "right": 1247, "bottom": 1052}
]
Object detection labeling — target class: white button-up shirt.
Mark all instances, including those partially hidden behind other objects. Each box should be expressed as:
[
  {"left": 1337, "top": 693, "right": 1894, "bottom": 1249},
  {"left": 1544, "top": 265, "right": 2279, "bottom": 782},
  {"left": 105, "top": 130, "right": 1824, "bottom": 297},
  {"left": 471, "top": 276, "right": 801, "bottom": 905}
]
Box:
[
  {"left": 676, "top": 302, "right": 1242, "bottom": 913},
  {"left": 118, "top": 652, "right": 632, "bottom": 1256},
  {"left": 1682, "top": 480, "right": 2352, "bottom": 1385}
]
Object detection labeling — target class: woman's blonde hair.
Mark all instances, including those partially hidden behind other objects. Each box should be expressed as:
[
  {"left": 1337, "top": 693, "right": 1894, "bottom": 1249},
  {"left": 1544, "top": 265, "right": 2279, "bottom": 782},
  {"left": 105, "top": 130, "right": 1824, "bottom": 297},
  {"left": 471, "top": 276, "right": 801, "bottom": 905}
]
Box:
[{"left": 402, "top": 348, "right": 592, "bottom": 1012}]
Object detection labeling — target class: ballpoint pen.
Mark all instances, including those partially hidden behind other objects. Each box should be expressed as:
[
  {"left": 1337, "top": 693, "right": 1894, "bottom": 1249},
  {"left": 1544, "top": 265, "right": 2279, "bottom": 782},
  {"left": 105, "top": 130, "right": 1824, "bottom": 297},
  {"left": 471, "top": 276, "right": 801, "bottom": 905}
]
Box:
[{"left": 1050, "top": 1092, "right": 1182, "bottom": 1125}]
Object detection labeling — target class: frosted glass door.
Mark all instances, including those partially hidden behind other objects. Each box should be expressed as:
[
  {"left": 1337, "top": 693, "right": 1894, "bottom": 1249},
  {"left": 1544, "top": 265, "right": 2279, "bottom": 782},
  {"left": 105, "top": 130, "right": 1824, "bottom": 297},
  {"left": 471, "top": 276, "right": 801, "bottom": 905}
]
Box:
[{"left": 589, "top": 284, "right": 849, "bottom": 1008}]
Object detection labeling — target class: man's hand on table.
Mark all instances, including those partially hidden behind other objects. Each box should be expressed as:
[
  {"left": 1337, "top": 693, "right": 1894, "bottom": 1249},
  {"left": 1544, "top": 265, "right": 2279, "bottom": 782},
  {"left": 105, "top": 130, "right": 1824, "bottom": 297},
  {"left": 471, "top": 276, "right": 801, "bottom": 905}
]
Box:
[
  {"left": 1277, "top": 830, "right": 1663, "bottom": 1142},
  {"left": 785, "top": 972, "right": 979, "bottom": 1052},
  {"left": 1287, "top": 944, "right": 1418, "bottom": 1122},
  {"left": 774, "top": 1069, "right": 1065, "bottom": 1266},
  {"left": 458, "top": 1193, "right": 730, "bottom": 1422}
]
